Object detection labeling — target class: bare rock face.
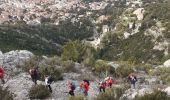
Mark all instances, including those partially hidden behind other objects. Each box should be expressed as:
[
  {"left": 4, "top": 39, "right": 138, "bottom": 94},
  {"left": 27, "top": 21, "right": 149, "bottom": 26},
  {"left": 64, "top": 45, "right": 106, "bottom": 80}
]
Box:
[
  {"left": 3, "top": 73, "right": 34, "bottom": 100},
  {"left": 164, "top": 86, "right": 170, "bottom": 95},
  {"left": 0, "top": 50, "right": 34, "bottom": 78},
  {"left": 164, "top": 59, "right": 170, "bottom": 67},
  {"left": 133, "top": 8, "right": 144, "bottom": 21}
]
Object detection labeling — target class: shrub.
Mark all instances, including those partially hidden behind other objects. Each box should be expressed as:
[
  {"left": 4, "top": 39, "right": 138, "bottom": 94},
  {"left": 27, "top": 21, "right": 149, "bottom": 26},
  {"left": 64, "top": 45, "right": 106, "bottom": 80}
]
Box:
[
  {"left": 61, "top": 40, "right": 97, "bottom": 64},
  {"left": 114, "top": 61, "right": 134, "bottom": 78},
  {"left": 61, "top": 60, "right": 76, "bottom": 73},
  {"left": 95, "top": 60, "right": 108, "bottom": 73},
  {"left": 29, "top": 84, "right": 50, "bottom": 99},
  {"left": 38, "top": 66, "right": 63, "bottom": 81},
  {"left": 134, "top": 90, "right": 170, "bottom": 100},
  {"left": 151, "top": 67, "right": 170, "bottom": 84},
  {"left": 96, "top": 87, "right": 125, "bottom": 100},
  {"left": 61, "top": 40, "right": 83, "bottom": 62},
  {"left": 135, "top": 64, "right": 153, "bottom": 74},
  {"left": 22, "top": 56, "right": 40, "bottom": 72},
  {"left": 0, "top": 86, "right": 13, "bottom": 100},
  {"left": 69, "top": 96, "right": 84, "bottom": 100}
]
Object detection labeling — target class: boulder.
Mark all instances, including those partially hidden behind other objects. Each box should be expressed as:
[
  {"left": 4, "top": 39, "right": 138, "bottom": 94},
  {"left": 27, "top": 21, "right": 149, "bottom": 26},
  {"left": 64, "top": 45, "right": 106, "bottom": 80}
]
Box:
[
  {"left": 0, "top": 50, "right": 34, "bottom": 77},
  {"left": 3, "top": 73, "right": 34, "bottom": 100},
  {"left": 163, "top": 59, "right": 170, "bottom": 67},
  {"left": 133, "top": 8, "right": 144, "bottom": 20},
  {"left": 108, "top": 62, "right": 119, "bottom": 69},
  {"left": 164, "top": 86, "right": 170, "bottom": 95}
]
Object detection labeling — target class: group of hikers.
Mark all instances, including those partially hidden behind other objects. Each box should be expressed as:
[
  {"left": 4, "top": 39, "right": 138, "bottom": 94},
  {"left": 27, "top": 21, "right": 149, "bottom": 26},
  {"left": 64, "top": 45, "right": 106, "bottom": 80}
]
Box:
[
  {"left": 0, "top": 66, "right": 138, "bottom": 97},
  {"left": 29, "top": 67, "right": 53, "bottom": 92}
]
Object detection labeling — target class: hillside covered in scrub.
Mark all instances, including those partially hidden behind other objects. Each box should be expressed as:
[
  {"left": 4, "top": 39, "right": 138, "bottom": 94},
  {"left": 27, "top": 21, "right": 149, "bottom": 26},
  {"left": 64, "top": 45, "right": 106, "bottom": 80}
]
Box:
[{"left": 1, "top": 0, "right": 170, "bottom": 100}]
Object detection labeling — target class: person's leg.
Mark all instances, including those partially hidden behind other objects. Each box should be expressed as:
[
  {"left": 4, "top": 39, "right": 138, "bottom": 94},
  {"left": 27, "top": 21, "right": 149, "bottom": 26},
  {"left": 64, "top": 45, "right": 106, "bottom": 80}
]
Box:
[
  {"left": 48, "top": 85, "right": 52, "bottom": 92},
  {"left": 69, "top": 90, "right": 74, "bottom": 96},
  {"left": 103, "top": 88, "right": 105, "bottom": 92},
  {"left": 1, "top": 78, "right": 5, "bottom": 84},
  {"left": 109, "top": 83, "right": 112, "bottom": 88},
  {"left": 133, "top": 83, "right": 135, "bottom": 89},
  {"left": 99, "top": 87, "right": 102, "bottom": 92},
  {"left": 84, "top": 90, "right": 88, "bottom": 96},
  {"left": 31, "top": 75, "right": 36, "bottom": 84},
  {"left": 34, "top": 76, "right": 37, "bottom": 84}
]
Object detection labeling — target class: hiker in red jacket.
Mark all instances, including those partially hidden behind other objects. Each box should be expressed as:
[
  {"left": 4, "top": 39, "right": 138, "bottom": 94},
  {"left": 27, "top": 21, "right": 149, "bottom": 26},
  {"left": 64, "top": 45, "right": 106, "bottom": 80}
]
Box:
[
  {"left": 79, "top": 80, "right": 89, "bottom": 96},
  {"left": 105, "top": 77, "right": 114, "bottom": 88},
  {"left": 99, "top": 81, "right": 106, "bottom": 92},
  {"left": 0, "top": 67, "right": 5, "bottom": 84}
]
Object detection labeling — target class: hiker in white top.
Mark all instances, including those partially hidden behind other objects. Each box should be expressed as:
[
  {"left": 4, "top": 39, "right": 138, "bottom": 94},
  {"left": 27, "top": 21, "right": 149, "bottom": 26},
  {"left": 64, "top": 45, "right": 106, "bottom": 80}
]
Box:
[{"left": 45, "top": 75, "right": 52, "bottom": 93}]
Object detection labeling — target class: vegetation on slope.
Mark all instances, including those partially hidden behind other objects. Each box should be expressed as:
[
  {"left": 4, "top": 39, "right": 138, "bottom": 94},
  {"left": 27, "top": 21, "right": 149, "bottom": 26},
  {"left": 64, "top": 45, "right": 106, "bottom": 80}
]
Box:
[{"left": 0, "top": 18, "right": 94, "bottom": 55}]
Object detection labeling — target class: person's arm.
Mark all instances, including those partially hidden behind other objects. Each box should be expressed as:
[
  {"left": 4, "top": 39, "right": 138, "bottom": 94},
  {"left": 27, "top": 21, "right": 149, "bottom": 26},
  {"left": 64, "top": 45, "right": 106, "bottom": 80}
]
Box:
[{"left": 45, "top": 78, "right": 48, "bottom": 85}]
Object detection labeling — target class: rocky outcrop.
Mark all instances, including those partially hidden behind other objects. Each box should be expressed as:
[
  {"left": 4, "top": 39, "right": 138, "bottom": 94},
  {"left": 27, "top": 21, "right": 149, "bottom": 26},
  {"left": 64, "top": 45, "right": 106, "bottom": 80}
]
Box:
[
  {"left": 0, "top": 50, "right": 34, "bottom": 78},
  {"left": 3, "top": 73, "right": 34, "bottom": 100},
  {"left": 164, "top": 59, "right": 170, "bottom": 67},
  {"left": 133, "top": 8, "right": 144, "bottom": 21}
]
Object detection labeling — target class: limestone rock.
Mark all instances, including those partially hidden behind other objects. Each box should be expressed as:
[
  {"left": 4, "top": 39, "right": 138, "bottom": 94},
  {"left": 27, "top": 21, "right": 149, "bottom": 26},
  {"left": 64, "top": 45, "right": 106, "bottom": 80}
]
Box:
[{"left": 164, "top": 59, "right": 170, "bottom": 67}]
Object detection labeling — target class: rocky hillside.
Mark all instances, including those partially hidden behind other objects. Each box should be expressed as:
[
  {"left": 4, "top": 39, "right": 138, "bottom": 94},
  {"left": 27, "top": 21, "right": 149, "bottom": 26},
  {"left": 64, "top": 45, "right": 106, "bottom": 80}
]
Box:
[
  {"left": 0, "top": 0, "right": 169, "bottom": 63},
  {"left": 1, "top": 0, "right": 170, "bottom": 100},
  {"left": 1, "top": 50, "right": 170, "bottom": 100}
]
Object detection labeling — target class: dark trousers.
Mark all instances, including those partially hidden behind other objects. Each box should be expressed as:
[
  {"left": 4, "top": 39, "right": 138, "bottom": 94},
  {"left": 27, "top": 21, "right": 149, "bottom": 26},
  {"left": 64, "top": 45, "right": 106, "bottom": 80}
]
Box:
[
  {"left": 83, "top": 91, "right": 88, "bottom": 96},
  {"left": 31, "top": 75, "right": 37, "bottom": 85},
  {"left": 108, "top": 83, "right": 112, "bottom": 88},
  {"left": 1, "top": 78, "right": 5, "bottom": 84},
  {"left": 69, "top": 90, "right": 74, "bottom": 96},
  {"left": 47, "top": 85, "right": 52, "bottom": 92},
  {"left": 99, "top": 87, "right": 105, "bottom": 92}
]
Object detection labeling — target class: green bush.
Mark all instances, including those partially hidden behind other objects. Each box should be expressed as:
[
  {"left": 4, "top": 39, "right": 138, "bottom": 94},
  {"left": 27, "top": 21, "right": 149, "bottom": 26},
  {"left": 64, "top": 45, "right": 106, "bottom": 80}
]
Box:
[
  {"left": 95, "top": 60, "right": 109, "bottom": 73},
  {"left": 134, "top": 90, "right": 170, "bottom": 100},
  {"left": 135, "top": 64, "right": 153, "bottom": 74},
  {"left": 151, "top": 67, "right": 170, "bottom": 84},
  {"left": 96, "top": 87, "right": 125, "bottom": 100},
  {"left": 0, "top": 86, "right": 13, "bottom": 100},
  {"left": 114, "top": 61, "right": 133, "bottom": 78},
  {"left": 22, "top": 56, "right": 40, "bottom": 72},
  {"left": 61, "top": 40, "right": 97, "bottom": 64},
  {"left": 29, "top": 84, "right": 50, "bottom": 99},
  {"left": 38, "top": 66, "right": 63, "bottom": 81},
  {"left": 61, "top": 60, "right": 76, "bottom": 73},
  {"left": 69, "top": 96, "right": 84, "bottom": 100}
]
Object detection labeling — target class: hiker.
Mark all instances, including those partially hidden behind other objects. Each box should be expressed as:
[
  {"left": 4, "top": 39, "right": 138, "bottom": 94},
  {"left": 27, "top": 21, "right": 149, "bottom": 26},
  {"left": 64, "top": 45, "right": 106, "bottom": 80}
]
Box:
[
  {"left": 105, "top": 77, "right": 113, "bottom": 88},
  {"left": 99, "top": 81, "right": 106, "bottom": 92},
  {"left": 79, "top": 80, "right": 89, "bottom": 96},
  {"left": 29, "top": 67, "right": 38, "bottom": 85},
  {"left": 0, "top": 67, "right": 5, "bottom": 84},
  {"left": 128, "top": 72, "right": 137, "bottom": 89},
  {"left": 45, "top": 75, "right": 53, "bottom": 93},
  {"left": 68, "top": 81, "right": 76, "bottom": 96}
]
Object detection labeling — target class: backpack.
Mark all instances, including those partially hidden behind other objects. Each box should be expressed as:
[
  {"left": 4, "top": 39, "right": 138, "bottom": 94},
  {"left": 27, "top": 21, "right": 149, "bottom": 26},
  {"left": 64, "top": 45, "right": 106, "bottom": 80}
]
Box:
[
  {"left": 71, "top": 82, "right": 76, "bottom": 90},
  {"left": 47, "top": 76, "right": 53, "bottom": 84},
  {"left": 83, "top": 80, "right": 90, "bottom": 86}
]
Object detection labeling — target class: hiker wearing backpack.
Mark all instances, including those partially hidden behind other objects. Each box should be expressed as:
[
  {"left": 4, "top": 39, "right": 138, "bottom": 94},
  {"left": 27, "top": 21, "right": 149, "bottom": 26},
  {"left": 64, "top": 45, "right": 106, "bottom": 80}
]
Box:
[
  {"left": 0, "top": 67, "right": 5, "bottom": 84},
  {"left": 105, "top": 77, "right": 114, "bottom": 88},
  {"left": 79, "top": 80, "right": 89, "bottom": 96},
  {"left": 45, "top": 75, "right": 52, "bottom": 92},
  {"left": 29, "top": 67, "right": 38, "bottom": 85},
  {"left": 68, "top": 81, "right": 76, "bottom": 96},
  {"left": 128, "top": 72, "right": 137, "bottom": 89},
  {"left": 99, "top": 81, "right": 106, "bottom": 92}
]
